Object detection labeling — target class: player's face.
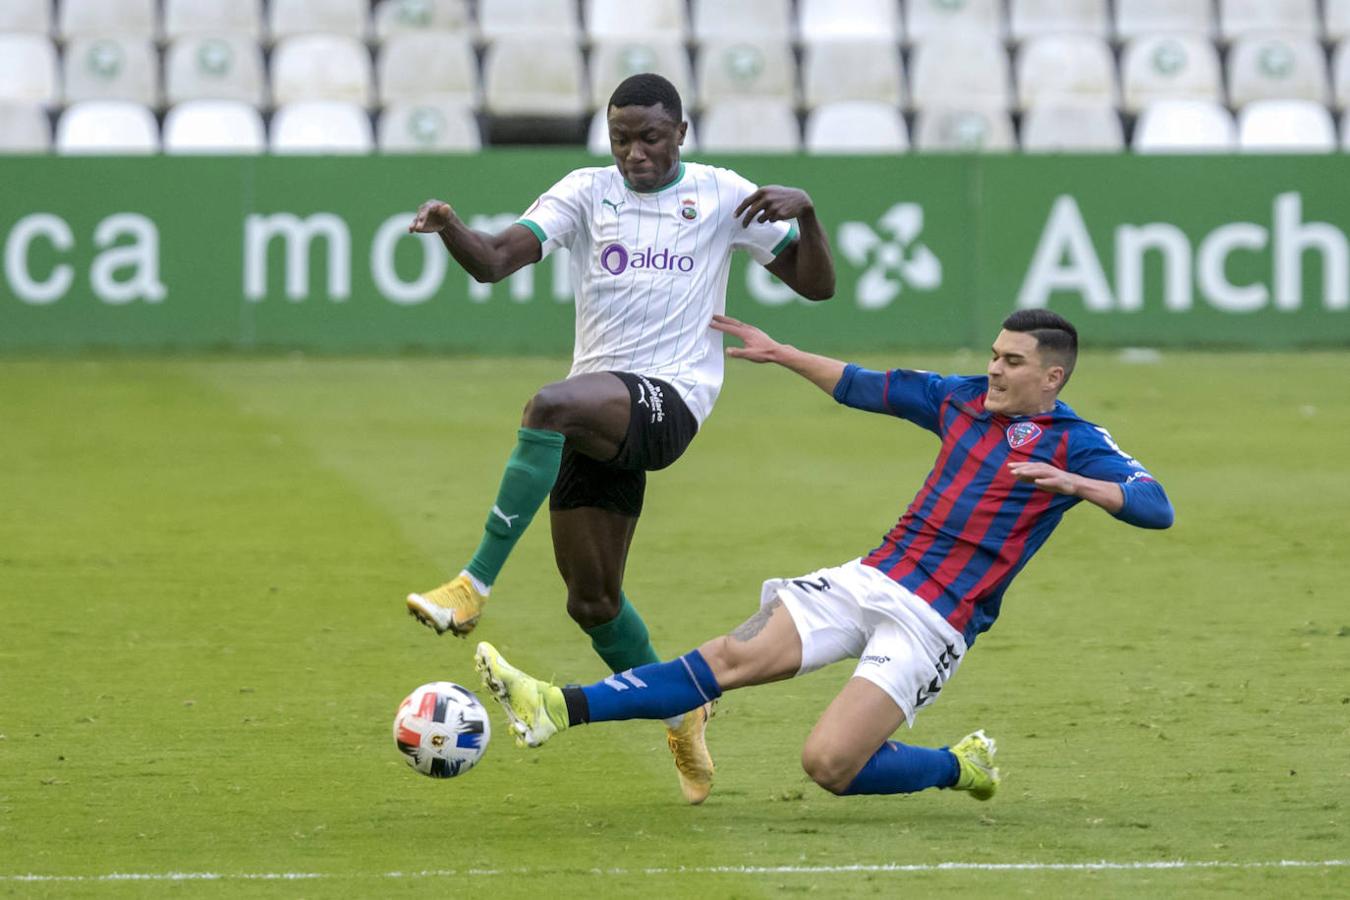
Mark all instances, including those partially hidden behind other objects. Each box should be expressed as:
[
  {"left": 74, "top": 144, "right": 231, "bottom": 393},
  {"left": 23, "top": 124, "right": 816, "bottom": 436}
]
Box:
[
  {"left": 986, "top": 330, "right": 1063, "bottom": 416},
  {"left": 607, "top": 103, "right": 687, "bottom": 191}
]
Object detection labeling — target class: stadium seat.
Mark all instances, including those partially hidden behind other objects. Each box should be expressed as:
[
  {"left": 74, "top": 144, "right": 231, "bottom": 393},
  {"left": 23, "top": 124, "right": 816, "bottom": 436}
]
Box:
[
  {"left": 801, "top": 39, "right": 905, "bottom": 110},
  {"left": 1009, "top": 0, "right": 1109, "bottom": 41},
  {"left": 272, "top": 34, "right": 375, "bottom": 108},
  {"left": 63, "top": 37, "right": 160, "bottom": 109},
  {"left": 269, "top": 0, "right": 369, "bottom": 42},
  {"left": 699, "top": 98, "right": 800, "bottom": 151},
  {"left": 378, "top": 31, "right": 479, "bottom": 108},
  {"left": 586, "top": 0, "right": 687, "bottom": 40},
  {"left": 162, "top": 100, "right": 266, "bottom": 153},
  {"left": 379, "top": 99, "right": 481, "bottom": 152},
  {"left": 1015, "top": 35, "right": 1117, "bottom": 111},
  {"left": 0, "top": 35, "right": 59, "bottom": 108},
  {"left": 482, "top": 36, "right": 587, "bottom": 116},
  {"left": 913, "top": 106, "right": 1015, "bottom": 151},
  {"left": 691, "top": 0, "right": 793, "bottom": 42},
  {"left": 696, "top": 38, "right": 797, "bottom": 109},
  {"left": 798, "top": 0, "right": 902, "bottom": 44},
  {"left": 1330, "top": 0, "right": 1350, "bottom": 43},
  {"left": 803, "top": 100, "right": 908, "bottom": 154},
  {"left": 164, "top": 0, "right": 265, "bottom": 40},
  {"left": 0, "top": 0, "right": 53, "bottom": 35},
  {"left": 1218, "top": 0, "right": 1319, "bottom": 42},
  {"left": 589, "top": 39, "right": 693, "bottom": 110},
  {"left": 905, "top": 0, "right": 1004, "bottom": 44},
  {"left": 586, "top": 107, "right": 698, "bottom": 154},
  {"left": 1114, "top": 0, "right": 1215, "bottom": 40},
  {"left": 58, "top": 0, "right": 157, "bottom": 40},
  {"left": 165, "top": 35, "right": 267, "bottom": 108},
  {"left": 1238, "top": 99, "right": 1336, "bottom": 152},
  {"left": 1121, "top": 34, "right": 1224, "bottom": 114},
  {"left": 55, "top": 100, "right": 159, "bottom": 154},
  {"left": 1227, "top": 35, "right": 1330, "bottom": 109},
  {"left": 1334, "top": 41, "right": 1350, "bottom": 110},
  {"left": 0, "top": 102, "right": 52, "bottom": 153},
  {"left": 1020, "top": 103, "right": 1123, "bottom": 152},
  {"left": 270, "top": 100, "right": 374, "bottom": 153},
  {"left": 374, "top": 0, "right": 474, "bottom": 41},
  {"left": 1131, "top": 99, "right": 1236, "bottom": 152},
  {"left": 479, "top": 0, "right": 580, "bottom": 41},
  {"left": 909, "top": 33, "right": 1010, "bottom": 111}
]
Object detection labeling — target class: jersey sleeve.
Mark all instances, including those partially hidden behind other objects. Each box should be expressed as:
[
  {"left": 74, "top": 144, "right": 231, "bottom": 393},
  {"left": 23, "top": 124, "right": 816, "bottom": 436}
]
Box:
[
  {"left": 721, "top": 169, "right": 797, "bottom": 265},
  {"left": 832, "top": 364, "right": 966, "bottom": 435},
  {"left": 516, "top": 170, "right": 589, "bottom": 257},
  {"left": 1067, "top": 425, "right": 1175, "bottom": 529}
]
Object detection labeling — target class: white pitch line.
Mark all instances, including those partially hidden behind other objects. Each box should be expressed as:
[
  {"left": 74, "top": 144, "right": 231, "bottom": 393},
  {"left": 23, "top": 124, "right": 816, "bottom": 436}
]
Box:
[{"left": 2, "top": 860, "right": 1347, "bottom": 883}]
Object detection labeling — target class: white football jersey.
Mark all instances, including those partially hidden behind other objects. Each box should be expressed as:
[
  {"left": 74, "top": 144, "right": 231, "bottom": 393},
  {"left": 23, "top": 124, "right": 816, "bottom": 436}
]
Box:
[{"left": 516, "top": 161, "right": 797, "bottom": 426}]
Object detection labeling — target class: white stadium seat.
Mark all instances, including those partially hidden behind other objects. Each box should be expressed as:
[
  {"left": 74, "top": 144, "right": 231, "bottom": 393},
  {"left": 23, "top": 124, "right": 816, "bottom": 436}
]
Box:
[
  {"left": 165, "top": 35, "right": 267, "bottom": 108},
  {"left": 482, "top": 36, "right": 587, "bottom": 116},
  {"left": 696, "top": 38, "right": 797, "bottom": 108},
  {"left": 589, "top": 39, "right": 693, "bottom": 110},
  {"left": 0, "top": 102, "right": 52, "bottom": 153},
  {"left": 0, "top": 0, "right": 53, "bottom": 35},
  {"left": 379, "top": 99, "right": 481, "bottom": 152},
  {"left": 1342, "top": 109, "right": 1350, "bottom": 149},
  {"left": 1114, "top": 0, "right": 1215, "bottom": 41},
  {"left": 163, "top": 100, "right": 266, "bottom": 154},
  {"left": 909, "top": 33, "right": 1010, "bottom": 111},
  {"left": 58, "top": 0, "right": 157, "bottom": 40},
  {"left": 1330, "top": 0, "right": 1350, "bottom": 43},
  {"left": 1009, "top": 0, "right": 1109, "bottom": 41},
  {"left": 269, "top": 0, "right": 369, "bottom": 42},
  {"left": 1020, "top": 103, "right": 1123, "bottom": 152},
  {"left": 692, "top": 0, "right": 793, "bottom": 42},
  {"left": 1218, "top": 0, "right": 1319, "bottom": 42},
  {"left": 804, "top": 101, "right": 908, "bottom": 154},
  {"left": 164, "top": 0, "right": 264, "bottom": 40},
  {"left": 374, "top": 0, "right": 474, "bottom": 41},
  {"left": 63, "top": 37, "right": 160, "bottom": 108},
  {"left": 1238, "top": 99, "right": 1336, "bottom": 153},
  {"left": 586, "top": 0, "right": 688, "bottom": 40},
  {"left": 913, "top": 106, "right": 1015, "bottom": 151},
  {"left": 1016, "top": 35, "right": 1117, "bottom": 111},
  {"left": 801, "top": 39, "right": 905, "bottom": 110},
  {"left": 0, "top": 35, "right": 59, "bottom": 108},
  {"left": 270, "top": 100, "right": 374, "bottom": 154},
  {"left": 1132, "top": 99, "right": 1236, "bottom": 153},
  {"left": 798, "top": 0, "right": 902, "bottom": 44},
  {"left": 586, "top": 108, "right": 698, "bottom": 155},
  {"left": 699, "top": 98, "right": 800, "bottom": 152},
  {"left": 1227, "top": 35, "right": 1329, "bottom": 109},
  {"left": 1333, "top": 41, "right": 1350, "bottom": 110},
  {"left": 56, "top": 101, "right": 159, "bottom": 154},
  {"left": 378, "top": 31, "right": 479, "bottom": 108},
  {"left": 272, "top": 34, "right": 375, "bottom": 107},
  {"left": 905, "top": 0, "right": 1003, "bottom": 44},
  {"left": 1121, "top": 34, "right": 1224, "bottom": 114},
  {"left": 479, "top": 0, "right": 579, "bottom": 40}
]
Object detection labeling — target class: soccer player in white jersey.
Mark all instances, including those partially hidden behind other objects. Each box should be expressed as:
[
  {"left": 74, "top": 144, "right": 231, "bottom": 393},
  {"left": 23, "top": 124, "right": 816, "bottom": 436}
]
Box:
[{"left": 404, "top": 73, "right": 836, "bottom": 803}]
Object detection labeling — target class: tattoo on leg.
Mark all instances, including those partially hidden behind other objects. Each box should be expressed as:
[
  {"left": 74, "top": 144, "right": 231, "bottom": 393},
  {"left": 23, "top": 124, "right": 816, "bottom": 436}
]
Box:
[{"left": 731, "top": 598, "right": 781, "bottom": 642}]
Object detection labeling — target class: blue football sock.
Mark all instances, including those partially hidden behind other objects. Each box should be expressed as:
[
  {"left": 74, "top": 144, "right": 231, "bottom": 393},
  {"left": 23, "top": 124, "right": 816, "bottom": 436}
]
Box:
[
  {"left": 565, "top": 650, "right": 722, "bottom": 725},
  {"left": 840, "top": 741, "right": 960, "bottom": 795}
]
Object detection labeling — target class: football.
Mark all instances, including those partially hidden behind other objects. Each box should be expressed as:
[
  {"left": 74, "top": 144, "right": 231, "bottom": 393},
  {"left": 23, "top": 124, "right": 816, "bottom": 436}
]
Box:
[{"left": 392, "top": 681, "right": 491, "bottom": 778}]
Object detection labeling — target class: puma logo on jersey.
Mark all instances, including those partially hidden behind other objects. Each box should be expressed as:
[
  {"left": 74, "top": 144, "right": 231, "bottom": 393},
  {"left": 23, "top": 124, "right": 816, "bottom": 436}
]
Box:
[
  {"left": 491, "top": 505, "right": 520, "bottom": 528},
  {"left": 602, "top": 198, "right": 625, "bottom": 214}
]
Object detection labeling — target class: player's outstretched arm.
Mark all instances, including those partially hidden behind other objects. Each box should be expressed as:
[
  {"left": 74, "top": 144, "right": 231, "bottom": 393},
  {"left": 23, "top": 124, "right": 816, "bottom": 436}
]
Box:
[
  {"left": 711, "top": 314, "right": 846, "bottom": 394},
  {"left": 409, "top": 199, "right": 542, "bottom": 284},
  {"left": 737, "top": 187, "right": 835, "bottom": 301}
]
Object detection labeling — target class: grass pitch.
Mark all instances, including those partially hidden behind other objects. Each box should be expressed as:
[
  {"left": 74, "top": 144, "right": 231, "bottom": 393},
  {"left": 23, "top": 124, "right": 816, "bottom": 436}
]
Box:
[{"left": 1, "top": 350, "right": 1347, "bottom": 898}]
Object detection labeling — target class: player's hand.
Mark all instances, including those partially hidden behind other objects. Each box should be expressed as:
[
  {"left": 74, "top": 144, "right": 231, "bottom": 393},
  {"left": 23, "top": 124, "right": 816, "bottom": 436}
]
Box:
[
  {"left": 1008, "top": 461, "right": 1080, "bottom": 496},
  {"left": 409, "top": 199, "right": 454, "bottom": 233},
  {"left": 711, "top": 314, "right": 783, "bottom": 363},
  {"left": 734, "top": 186, "right": 814, "bottom": 228}
]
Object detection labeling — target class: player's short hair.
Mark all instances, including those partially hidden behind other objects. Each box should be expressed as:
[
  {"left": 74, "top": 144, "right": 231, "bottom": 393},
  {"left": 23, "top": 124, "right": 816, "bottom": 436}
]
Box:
[
  {"left": 608, "top": 73, "right": 683, "bottom": 124},
  {"left": 1002, "top": 309, "right": 1078, "bottom": 387}
]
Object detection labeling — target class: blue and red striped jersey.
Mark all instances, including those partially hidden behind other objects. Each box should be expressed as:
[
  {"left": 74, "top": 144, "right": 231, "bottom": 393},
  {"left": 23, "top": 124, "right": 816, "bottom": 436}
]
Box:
[{"left": 833, "top": 365, "right": 1173, "bottom": 647}]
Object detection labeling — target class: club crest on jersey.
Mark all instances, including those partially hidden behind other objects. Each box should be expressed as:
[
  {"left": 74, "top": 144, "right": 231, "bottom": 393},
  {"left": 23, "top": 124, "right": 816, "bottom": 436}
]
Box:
[
  {"left": 1006, "top": 421, "right": 1042, "bottom": 449},
  {"left": 680, "top": 199, "right": 698, "bottom": 220}
]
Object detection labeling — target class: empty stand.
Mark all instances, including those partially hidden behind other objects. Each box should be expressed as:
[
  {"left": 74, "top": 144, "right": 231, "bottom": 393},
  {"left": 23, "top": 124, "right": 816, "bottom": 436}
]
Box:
[
  {"left": 914, "top": 106, "right": 1015, "bottom": 151},
  {"left": 56, "top": 101, "right": 159, "bottom": 154},
  {"left": 270, "top": 100, "right": 374, "bottom": 153},
  {"left": 910, "top": 33, "right": 1010, "bottom": 111},
  {"left": 699, "top": 98, "right": 800, "bottom": 151},
  {"left": 589, "top": 39, "right": 694, "bottom": 109},
  {"left": 1009, "top": 0, "right": 1109, "bottom": 41},
  {"left": 801, "top": 39, "right": 905, "bottom": 110},
  {"left": 1114, "top": 0, "right": 1215, "bottom": 40},
  {"left": 164, "top": 0, "right": 264, "bottom": 40},
  {"left": 63, "top": 37, "right": 160, "bottom": 109},
  {"left": 1228, "top": 35, "right": 1329, "bottom": 108},
  {"left": 1121, "top": 34, "right": 1224, "bottom": 113},
  {"left": 0, "top": 102, "right": 52, "bottom": 153},
  {"left": 1238, "top": 99, "right": 1336, "bottom": 152},
  {"left": 58, "top": 0, "right": 158, "bottom": 40},
  {"left": 482, "top": 36, "right": 587, "bottom": 116},
  {"left": 586, "top": 0, "right": 687, "bottom": 40},
  {"left": 272, "top": 34, "right": 375, "bottom": 107},
  {"left": 1330, "top": 0, "right": 1350, "bottom": 43},
  {"left": 905, "top": 0, "right": 1003, "bottom": 44},
  {"left": 696, "top": 38, "right": 797, "bottom": 108},
  {"left": 798, "top": 0, "right": 902, "bottom": 44},
  {"left": 379, "top": 99, "right": 482, "bottom": 151},
  {"left": 163, "top": 100, "right": 266, "bottom": 153},
  {"left": 269, "top": 0, "right": 369, "bottom": 42},
  {"left": 1020, "top": 103, "right": 1123, "bottom": 152},
  {"left": 165, "top": 35, "right": 267, "bottom": 108},
  {"left": 1132, "top": 99, "right": 1236, "bottom": 152},
  {"left": 804, "top": 101, "right": 908, "bottom": 154},
  {"left": 0, "top": 0, "right": 53, "bottom": 35},
  {"left": 1219, "top": 0, "right": 1320, "bottom": 42},
  {"left": 373, "top": 0, "right": 473, "bottom": 41},
  {"left": 691, "top": 0, "right": 793, "bottom": 42},
  {"left": 479, "top": 0, "right": 580, "bottom": 40},
  {"left": 0, "top": 35, "right": 59, "bottom": 108},
  {"left": 378, "top": 31, "right": 479, "bottom": 108},
  {"left": 1016, "top": 35, "right": 1117, "bottom": 111}
]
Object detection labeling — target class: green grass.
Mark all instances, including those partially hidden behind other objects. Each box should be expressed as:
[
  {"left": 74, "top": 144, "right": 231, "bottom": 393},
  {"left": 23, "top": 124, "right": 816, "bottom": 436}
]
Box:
[{"left": 1, "top": 351, "right": 1347, "bottom": 899}]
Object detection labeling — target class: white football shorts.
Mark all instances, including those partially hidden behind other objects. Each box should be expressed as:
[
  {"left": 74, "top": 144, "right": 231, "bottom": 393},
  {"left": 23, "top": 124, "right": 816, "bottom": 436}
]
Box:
[{"left": 759, "top": 558, "right": 968, "bottom": 726}]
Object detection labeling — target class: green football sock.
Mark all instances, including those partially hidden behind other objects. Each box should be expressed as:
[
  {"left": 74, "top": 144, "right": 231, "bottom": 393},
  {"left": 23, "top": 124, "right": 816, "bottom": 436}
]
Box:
[
  {"left": 585, "top": 594, "right": 661, "bottom": 673},
  {"left": 465, "top": 427, "right": 564, "bottom": 586}
]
